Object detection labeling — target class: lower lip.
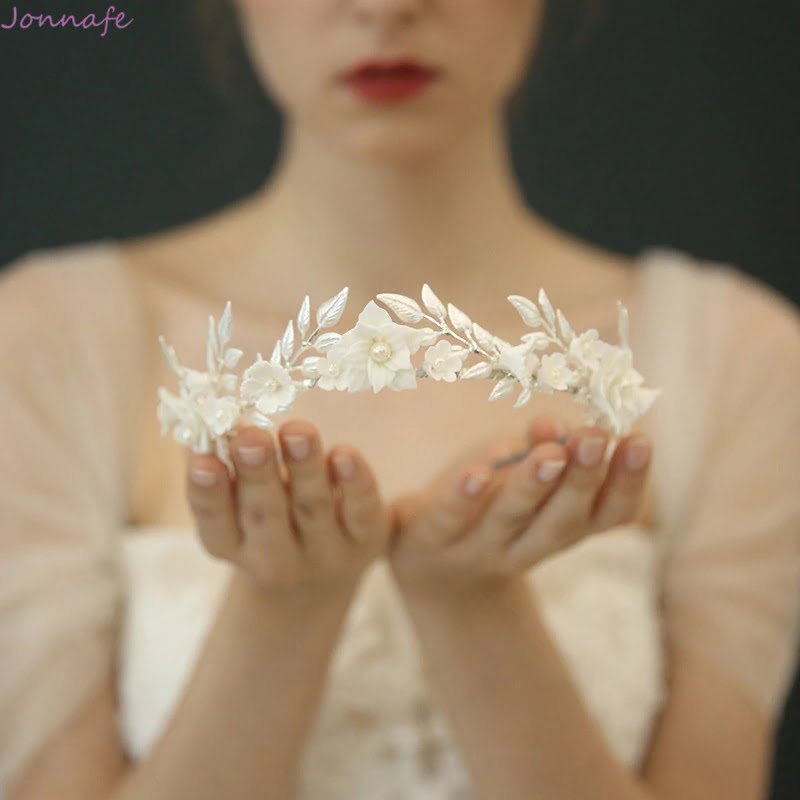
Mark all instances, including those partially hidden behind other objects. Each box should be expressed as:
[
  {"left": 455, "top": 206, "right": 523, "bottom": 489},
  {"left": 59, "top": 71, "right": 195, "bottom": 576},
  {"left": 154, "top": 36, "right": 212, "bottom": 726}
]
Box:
[{"left": 344, "top": 71, "right": 437, "bottom": 103}]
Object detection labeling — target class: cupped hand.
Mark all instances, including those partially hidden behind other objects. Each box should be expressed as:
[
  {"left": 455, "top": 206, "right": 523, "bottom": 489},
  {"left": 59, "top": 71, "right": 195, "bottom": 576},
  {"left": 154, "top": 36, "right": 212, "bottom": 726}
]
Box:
[
  {"left": 185, "top": 419, "right": 391, "bottom": 593},
  {"left": 387, "top": 414, "right": 653, "bottom": 588}
]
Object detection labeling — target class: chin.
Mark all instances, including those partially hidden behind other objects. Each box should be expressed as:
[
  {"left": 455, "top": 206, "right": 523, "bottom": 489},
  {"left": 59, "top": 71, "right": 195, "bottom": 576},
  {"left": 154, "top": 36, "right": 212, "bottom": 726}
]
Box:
[{"left": 335, "top": 118, "right": 466, "bottom": 164}]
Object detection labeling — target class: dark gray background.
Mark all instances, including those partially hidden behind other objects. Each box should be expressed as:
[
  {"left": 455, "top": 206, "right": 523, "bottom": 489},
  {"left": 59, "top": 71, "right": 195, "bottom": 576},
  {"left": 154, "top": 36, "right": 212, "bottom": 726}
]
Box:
[{"left": 0, "top": 0, "right": 797, "bottom": 794}]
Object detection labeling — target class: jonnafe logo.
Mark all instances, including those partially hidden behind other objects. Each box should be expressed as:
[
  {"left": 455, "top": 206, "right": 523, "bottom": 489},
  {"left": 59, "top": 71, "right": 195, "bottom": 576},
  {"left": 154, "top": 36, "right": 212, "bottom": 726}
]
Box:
[{"left": 0, "top": 4, "right": 133, "bottom": 36}]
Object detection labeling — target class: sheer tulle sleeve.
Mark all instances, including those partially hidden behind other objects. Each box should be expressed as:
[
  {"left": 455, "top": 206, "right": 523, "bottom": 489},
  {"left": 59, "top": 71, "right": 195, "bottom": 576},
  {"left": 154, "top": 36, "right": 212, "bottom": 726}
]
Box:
[
  {"left": 0, "top": 245, "right": 145, "bottom": 792},
  {"left": 658, "top": 263, "right": 800, "bottom": 719}
]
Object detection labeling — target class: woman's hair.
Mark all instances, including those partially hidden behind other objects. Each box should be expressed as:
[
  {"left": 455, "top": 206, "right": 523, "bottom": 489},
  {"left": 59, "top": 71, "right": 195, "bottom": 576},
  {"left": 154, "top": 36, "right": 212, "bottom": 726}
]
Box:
[{"left": 190, "top": 0, "right": 606, "bottom": 123}]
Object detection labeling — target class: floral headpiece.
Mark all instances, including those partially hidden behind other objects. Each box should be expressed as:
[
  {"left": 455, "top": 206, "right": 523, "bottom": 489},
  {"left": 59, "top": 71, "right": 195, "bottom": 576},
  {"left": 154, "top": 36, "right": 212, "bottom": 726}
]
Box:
[{"left": 156, "top": 284, "right": 662, "bottom": 474}]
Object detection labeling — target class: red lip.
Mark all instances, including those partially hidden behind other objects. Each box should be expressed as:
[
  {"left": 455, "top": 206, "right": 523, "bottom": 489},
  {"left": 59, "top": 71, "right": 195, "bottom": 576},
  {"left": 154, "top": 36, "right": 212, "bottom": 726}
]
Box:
[{"left": 342, "top": 57, "right": 439, "bottom": 103}]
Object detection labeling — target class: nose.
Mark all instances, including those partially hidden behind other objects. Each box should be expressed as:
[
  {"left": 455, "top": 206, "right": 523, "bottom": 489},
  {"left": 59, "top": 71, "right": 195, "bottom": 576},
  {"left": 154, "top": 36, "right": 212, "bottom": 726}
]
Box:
[{"left": 348, "top": 0, "right": 423, "bottom": 29}]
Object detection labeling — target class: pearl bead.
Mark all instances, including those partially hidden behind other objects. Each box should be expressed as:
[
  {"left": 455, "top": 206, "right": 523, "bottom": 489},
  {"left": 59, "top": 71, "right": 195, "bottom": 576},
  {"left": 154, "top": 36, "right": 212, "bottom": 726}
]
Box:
[{"left": 370, "top": 342, "right": 392, "bottom": 363}]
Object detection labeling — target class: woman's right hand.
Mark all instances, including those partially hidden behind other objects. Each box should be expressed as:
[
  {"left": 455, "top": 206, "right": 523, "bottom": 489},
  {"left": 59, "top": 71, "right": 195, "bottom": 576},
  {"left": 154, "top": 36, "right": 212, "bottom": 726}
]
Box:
[{"left": 185, "top": 419, "right": 391, "bottom": 594}]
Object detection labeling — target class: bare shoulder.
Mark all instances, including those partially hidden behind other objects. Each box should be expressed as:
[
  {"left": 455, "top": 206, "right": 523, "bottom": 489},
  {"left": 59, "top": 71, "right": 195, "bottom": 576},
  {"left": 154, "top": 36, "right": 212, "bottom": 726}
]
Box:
[{"left": 116, "top": 190, "right": 265, "bottom": 294}]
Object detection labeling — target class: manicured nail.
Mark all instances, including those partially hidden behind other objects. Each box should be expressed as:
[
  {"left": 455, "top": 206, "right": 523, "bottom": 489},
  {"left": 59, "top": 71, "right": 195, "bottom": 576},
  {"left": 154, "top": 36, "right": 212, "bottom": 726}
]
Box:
[
  {"left": 577, "top": 436, "right": 606, "bottom": 467},
  {"left": 237, "top": 445, "right": 267, "bottom": 467},
  {"left": 333, "top": 452, "right": 357, "bottom": 481},
  {"left": 536, "top": 459, "right": 567, "bottom": 484},
  {"left": 625, "top": 437, "right": 651, "bottom": 470},
  {"left": 463, "top": 470, "right": 490, "bottom": 497},
  {"left": 191, "top": 467, "right": 219, "bottom": 487},
  {"left": 284, "top": 434, "right": 310, "bottom": 461}
]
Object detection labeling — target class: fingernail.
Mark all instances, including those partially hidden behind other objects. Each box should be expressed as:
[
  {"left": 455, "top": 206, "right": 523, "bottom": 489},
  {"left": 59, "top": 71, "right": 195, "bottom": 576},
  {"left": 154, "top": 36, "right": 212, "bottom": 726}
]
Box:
[
  {"left": 536, "top": 459, "right": 567, "bottom": 484},
  {"left": 333, "top": 452, "right": 357, "bottom": 481},
  {"left": 463, "top": 470, "right": 490, "bottom": 497},
  {"left": 577, "top": 436, "right": 606, "bottom": 467},
  {"left": 237, "top": 445, "right": 267, "bottom": 467},
  {"left": 191, "top": 467, "right": 219, "bottom": 487},
  {"left": 625, "top": 437, "right": 651, "bottom": 470},
  {"left": 284, "top": 434, "right": 310, "bottom": 461}
]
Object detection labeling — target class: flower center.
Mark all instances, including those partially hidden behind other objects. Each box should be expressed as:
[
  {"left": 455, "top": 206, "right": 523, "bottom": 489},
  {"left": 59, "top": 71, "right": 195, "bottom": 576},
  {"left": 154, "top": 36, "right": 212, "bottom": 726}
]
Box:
[
  {"left": 370, "top": 342, "right": 392, "bottom": 363},
  {"left": 264, "top": 379, "right": 280, "bottom": 393},
  {"left": 433, "top": 358, "right": 444, "bottom": 371}
]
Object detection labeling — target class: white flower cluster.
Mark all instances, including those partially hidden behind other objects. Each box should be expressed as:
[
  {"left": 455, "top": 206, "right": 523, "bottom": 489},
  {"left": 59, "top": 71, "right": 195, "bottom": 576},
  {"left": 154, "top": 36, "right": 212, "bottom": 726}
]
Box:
[{"left": 157, "top": 284, "right": 662, "bottom": 473}]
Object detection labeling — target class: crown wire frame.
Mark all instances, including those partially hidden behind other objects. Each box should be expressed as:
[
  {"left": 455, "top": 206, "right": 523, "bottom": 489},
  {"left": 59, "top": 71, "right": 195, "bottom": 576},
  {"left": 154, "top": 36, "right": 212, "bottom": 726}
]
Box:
[{"left": 156, "top": 283, "right": 662, "bottom": 476}]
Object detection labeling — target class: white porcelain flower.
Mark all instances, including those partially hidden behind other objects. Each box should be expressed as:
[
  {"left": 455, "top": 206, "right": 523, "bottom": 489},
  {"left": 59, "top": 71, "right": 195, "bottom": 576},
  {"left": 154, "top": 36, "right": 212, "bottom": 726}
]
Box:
[
  {"left": 497, "top": 340, "right": 540, "bottom": 388},
  {"left": 331, "top": 300, "right": 425, "bottom": 393},
  {"left": 537, "top": 352, "right": 579, "bottom": 393},
  {"left": 422, "top": 340, "right": 467, "bottom": 382},
  {"left": 199, "top": 395, "right": 241, "bottom": 437},
  {"left": 315, "top": 351, "right": 352, "bottom": 391},
  {"left": 568, "top": 328, "right": 607, "bottom": 369},
  {"left": 587, "top": 345, "right": 660, "bottom": 435},
  {"left": 240, "top": 358, "right": 297, "bottom": 415},
  {"left": 156, "top": 389, "right": 209, "bottom": 454}
]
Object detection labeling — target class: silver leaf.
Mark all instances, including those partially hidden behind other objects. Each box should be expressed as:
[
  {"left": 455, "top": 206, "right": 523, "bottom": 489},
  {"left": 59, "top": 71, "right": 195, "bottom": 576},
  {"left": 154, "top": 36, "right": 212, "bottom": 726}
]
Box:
[
  {"left": 158, "top": 336, "right": 181, "bottom": 375},
  {"left": 521, "top": 331, "right": 551, "bottom": 351},
  {"left": 223, "top": 347, "right": 243, "bottom": 369},
  {"left": 314, "top": 332, "right": 342, "bottom": 353},
  {"left": 421, "top": 283, "right": 447, "bottom": 319},
  {"left": 459, "top": 361, "right": 493, "bottom": 380},
  {"left": 447, "top": 302, "right": 472, "bottom": 333},
  {"left": 471, "top": 321, "right": 498, "bottom": 353},
  {"left": 538, "top": 288, "right": 556, "bottom": 327},
  {"left": 300, "top": 356, "right": 323, "bottom": 376},
  {"left": 270, "top": 341, "right": 282, "bottom": 365},
  {"left": 297, "top": 295, "right": 311, "bottom": 338},
  {"left": 216, "top": 301, "right": 233, "bottom": 347},
  {"left": 488, "top": 376, "right": 516, "bottom": 401},
  {"left": 513, "top": 386, "right": 533, "bottom": 408},
  {"left": 418, "top": 327, "right": 440, "bottom": 346},
  {"left": 316, "top": 287, "right": 349, "bottom": 328},
  {"left": 376, "top": 292, "right": 424, "bottom": 323},
  {"left": 617, "top": 301, "right": 630, "bottom": 350},
  {"left": 206, "top": 339, "right": 216, "bottom": 374},
  {"left": 556, "top": 309, "right": 574, "bottom": 344},
  {"left": 207, "top": 315, "right": 218, "bottom": 355},
  {"left": 280, "top": 320, "right": 295, "bottom": 361},
  {"left": 507, "top": 295, "right": 541, "bottom": 328}
]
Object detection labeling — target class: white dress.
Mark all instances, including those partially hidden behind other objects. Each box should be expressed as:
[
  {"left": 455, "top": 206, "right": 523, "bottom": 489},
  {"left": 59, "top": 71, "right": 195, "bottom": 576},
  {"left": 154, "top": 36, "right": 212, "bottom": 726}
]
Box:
[{"left": 1, "top": 241, "right": 799, "bottom": 799}]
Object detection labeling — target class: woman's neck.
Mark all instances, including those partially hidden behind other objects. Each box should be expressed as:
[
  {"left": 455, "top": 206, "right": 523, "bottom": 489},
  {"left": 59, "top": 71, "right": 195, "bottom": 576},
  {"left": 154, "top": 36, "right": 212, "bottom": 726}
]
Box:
[{"left": 233, "top": 112, "right": 576, "bottom": 316}]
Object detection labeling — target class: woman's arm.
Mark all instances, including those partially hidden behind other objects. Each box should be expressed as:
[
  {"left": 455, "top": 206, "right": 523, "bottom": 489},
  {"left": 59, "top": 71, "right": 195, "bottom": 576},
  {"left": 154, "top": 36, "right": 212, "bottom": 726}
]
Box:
[
  {"left": 111, "top": 571, "right": 359, "bottom": 800},
  {"left": 393, "top": 571, "right": 771, "bottom": 800},
  {"left": 388, "top": 413, "right": 776, "bottom": 800},
  {"left": 10, "top": 572, "right": 359, "bottom": 800},
  {"left": 9, "top": 419, "right": 391, "bottom": 800}
]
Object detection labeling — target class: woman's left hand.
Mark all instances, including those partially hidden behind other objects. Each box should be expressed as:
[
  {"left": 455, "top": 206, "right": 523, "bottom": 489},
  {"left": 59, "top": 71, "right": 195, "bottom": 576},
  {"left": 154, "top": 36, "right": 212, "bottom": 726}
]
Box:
[{"left": 387, "top": 413, "right": 653, "bottom": 588}]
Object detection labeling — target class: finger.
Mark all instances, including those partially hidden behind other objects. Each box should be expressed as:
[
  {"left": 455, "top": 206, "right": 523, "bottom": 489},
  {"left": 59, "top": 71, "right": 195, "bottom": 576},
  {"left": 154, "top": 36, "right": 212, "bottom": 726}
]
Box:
[
  {"left": 525, "top": 413, "right": 568, "bottom": 446},
  {"left": 231, "top": 425, "right": 297, "bottom": 562},
  {"left": 278, "top": 420, "right": 340, "bottom": 559},
  {"left": 506, "top": 426, "right": 609, "bottom": 562},
  {"left": 451, "top": 440, "right": 568, "bottom": 558},
  {"left": 590, "top": 433, "right": 652, "bottom": 530},
  {"left": 329, "top": 445, "right": 389, "bottom": 545},
  {"left": 186, "top": 452, "right": 241, "bottom": 560},
  {"left": 410, "top": 461, "right": 501, "bottom": 546}
]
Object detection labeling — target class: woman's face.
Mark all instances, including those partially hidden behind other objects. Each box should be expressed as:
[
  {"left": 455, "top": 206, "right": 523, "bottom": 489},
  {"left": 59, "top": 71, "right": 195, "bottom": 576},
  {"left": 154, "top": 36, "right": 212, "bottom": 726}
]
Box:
[{"left": 232, "top": 0, "right": 544, "bottom": 161}]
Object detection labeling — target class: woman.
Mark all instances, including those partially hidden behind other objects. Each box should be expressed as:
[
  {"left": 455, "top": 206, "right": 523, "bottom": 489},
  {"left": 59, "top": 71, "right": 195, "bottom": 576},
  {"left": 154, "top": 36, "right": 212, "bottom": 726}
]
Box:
[{"left": 1, "top": 1, "right": 799, "bottom": 798}]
